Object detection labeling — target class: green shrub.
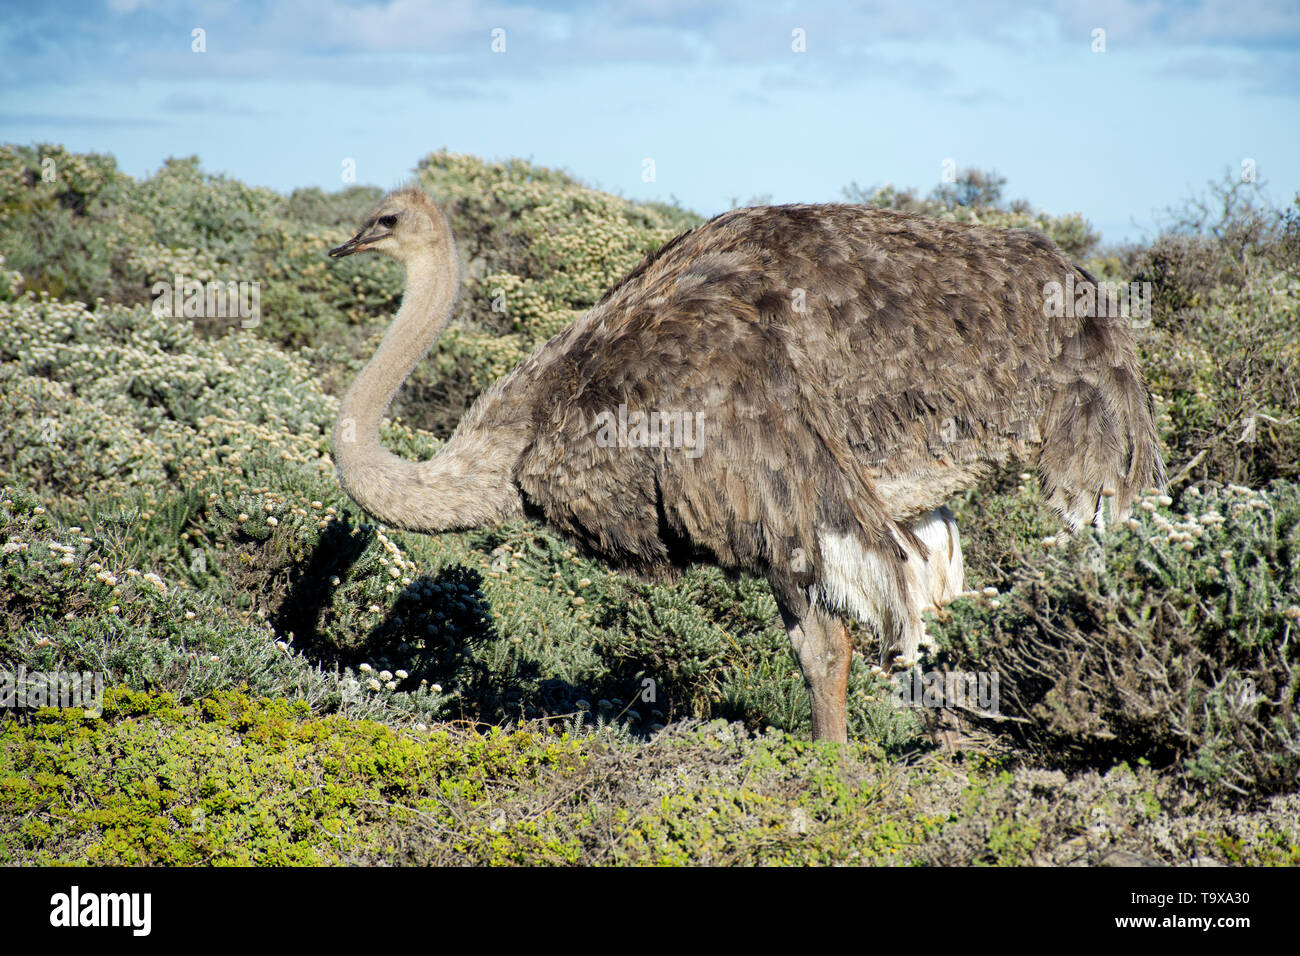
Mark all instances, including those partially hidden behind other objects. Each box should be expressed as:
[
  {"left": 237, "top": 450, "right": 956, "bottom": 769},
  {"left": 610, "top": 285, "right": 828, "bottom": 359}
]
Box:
[
  {"left": 932, "top": 483, "right": 1300, "bottom": 799},
  {"left": 1127, "top": 186, "right": 1300, "bottom": 487},
  {"left": 843, "top": 169, "right": 1100, "bottom": 259}
]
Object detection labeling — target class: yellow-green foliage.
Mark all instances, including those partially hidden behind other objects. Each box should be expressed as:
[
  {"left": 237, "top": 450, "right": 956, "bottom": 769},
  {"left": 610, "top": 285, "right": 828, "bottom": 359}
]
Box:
[
  {"left": 0, "top": 687, "right": 585, "bottom": 865},
  {"left": 617, "top": 736, "right": 947, "bottom": 865},
  {"left": 5, "top": 689, "right": 1297, "bottom": 865}
]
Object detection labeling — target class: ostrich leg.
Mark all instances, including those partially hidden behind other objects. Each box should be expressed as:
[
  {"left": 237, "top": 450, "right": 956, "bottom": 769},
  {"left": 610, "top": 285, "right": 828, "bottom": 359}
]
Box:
[{"left": 778, "top": 600, "right": 853, "bottom": 743}]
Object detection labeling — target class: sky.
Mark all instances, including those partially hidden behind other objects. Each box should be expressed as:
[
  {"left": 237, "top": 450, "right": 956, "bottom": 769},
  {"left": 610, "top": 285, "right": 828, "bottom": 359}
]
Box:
[{"left": 1, "top": 0, "right": 1298, "bottom": 245}]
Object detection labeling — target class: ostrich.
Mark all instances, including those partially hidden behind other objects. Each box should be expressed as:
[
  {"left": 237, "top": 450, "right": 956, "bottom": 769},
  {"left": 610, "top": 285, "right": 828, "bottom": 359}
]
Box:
[{"left": 328, "top": 186, "right": 1164, "bottom": 743}]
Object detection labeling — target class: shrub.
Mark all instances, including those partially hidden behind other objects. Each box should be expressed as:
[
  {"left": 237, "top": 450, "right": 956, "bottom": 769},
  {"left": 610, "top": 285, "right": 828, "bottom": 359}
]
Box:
[
  {"left": 1132, "top": 194, "right": 1300, "bottom": 487},
  {"left": 843, "top": 168, "right": 1100, "bottom": 259},
  {"left": 932, "top": 483, "right": 1300, "bottom": 799},
  {"left": 1, "top": 141, "right": 1298, "bottom": 830}
]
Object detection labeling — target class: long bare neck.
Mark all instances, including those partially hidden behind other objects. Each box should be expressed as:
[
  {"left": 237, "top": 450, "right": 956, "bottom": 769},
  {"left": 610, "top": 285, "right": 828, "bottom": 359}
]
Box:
[{"left": 333, "top": 227, "right": 524, "bottom": 532}]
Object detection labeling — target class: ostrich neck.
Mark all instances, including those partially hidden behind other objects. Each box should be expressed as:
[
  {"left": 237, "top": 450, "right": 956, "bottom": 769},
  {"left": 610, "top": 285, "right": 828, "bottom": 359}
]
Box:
[
  {"left": 333, "top": 241, "right": 523, "bottom": 533},
  {"left": 341, "top": 246, "right": 453, "bottom": 443}
]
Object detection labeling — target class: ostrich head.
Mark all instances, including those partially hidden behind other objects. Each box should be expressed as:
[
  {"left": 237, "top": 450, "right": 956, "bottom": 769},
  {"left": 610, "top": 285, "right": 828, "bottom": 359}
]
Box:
[{"left": 329, "top": 187, "right": 447, "bottom": 262}]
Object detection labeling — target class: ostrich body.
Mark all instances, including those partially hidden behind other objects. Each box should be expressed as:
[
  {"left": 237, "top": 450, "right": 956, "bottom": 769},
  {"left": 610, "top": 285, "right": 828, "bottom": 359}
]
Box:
[{"left": 329, "top": 187, "right": 1165, "bottom": 742}]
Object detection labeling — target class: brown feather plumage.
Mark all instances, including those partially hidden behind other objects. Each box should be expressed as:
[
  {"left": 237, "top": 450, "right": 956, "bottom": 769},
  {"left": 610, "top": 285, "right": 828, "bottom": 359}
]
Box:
[{"left": 467, "top": 204, "right": 1163, "bottom": 592}]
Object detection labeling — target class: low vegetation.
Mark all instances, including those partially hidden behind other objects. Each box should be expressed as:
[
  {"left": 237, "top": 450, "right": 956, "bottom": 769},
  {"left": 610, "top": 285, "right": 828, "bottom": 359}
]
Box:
[{"left": 1, "top": 144, "right": 1296, "bottom": 864}]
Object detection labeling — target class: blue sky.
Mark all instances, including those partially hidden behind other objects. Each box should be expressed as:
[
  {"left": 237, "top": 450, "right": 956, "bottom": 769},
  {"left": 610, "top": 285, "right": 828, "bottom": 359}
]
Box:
[{"left": 2, "top": 0, "right": 1298, "bottom": 245}]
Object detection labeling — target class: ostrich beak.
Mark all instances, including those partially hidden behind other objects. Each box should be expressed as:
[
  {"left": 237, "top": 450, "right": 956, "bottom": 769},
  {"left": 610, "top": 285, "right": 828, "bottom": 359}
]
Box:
[{"left": 329, "top": 225, "right": 392, "bottom": 258}]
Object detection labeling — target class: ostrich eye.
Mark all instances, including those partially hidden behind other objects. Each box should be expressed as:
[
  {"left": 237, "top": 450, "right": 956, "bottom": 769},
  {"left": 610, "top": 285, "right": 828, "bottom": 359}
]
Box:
[{"left": 377, "top": 215, "right": 398, "bottom": 229}]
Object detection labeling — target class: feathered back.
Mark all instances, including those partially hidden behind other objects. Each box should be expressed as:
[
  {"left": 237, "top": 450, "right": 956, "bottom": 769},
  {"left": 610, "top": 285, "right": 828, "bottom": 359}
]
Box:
[{"left": 459, "top": 203, "right": 1163, "bottom": 609}]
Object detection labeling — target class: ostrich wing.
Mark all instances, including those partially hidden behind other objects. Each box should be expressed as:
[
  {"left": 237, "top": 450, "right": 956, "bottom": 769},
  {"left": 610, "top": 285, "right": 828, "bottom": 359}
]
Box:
[
  {"left": 511, "top": 227, "right": 917, "bottom": 610},
  {"left": 506, "top": 203, "right": 1158, "bottom": 601}
]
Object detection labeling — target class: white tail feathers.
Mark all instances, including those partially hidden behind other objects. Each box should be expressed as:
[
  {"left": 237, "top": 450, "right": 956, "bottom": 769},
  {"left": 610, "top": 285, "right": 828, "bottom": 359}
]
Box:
[
  {"left": 906, "top": 506, "right": 965, "bottom": 612},
  {"left": 813, "top": 506, "right": 965, "bottom": 669}
]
